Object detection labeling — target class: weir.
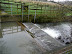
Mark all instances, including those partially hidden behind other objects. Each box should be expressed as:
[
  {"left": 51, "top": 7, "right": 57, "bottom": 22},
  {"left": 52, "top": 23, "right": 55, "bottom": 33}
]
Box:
[
  {"left": 22, "top": 23, "right": 64, "bottom": 51},
  {"left": 0, "top": 0, "right": 72, "bottom": 54}
]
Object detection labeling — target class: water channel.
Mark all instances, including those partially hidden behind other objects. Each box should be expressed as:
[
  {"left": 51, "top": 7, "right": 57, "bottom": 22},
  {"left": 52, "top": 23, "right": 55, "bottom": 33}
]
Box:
[{"left": 0, "top": 22, "right": 72, "bottom": 54}]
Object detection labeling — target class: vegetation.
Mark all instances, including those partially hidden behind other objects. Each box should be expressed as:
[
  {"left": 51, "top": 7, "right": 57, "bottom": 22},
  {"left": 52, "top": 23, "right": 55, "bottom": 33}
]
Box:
[
  {"left": 1, "top": 0, "right": 72, "bottom": 16},
  {"left": 64, "top": 49, "right": 72, "bottom": 54},
  {"left": 0, "top": 0, "right": 72, "bottom": 23}
]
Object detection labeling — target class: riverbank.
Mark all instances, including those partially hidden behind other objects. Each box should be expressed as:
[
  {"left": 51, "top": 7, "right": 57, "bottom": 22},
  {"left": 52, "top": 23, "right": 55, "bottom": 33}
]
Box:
[{"left": 0, "top": 15, "right": 72, "bottom": 23}]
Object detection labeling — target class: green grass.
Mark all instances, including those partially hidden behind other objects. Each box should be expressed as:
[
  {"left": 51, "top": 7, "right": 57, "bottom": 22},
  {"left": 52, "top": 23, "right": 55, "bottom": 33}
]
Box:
[
  {"left": 66, "top": 12, "right": 72, "bottom": 16},
  {"left": 0, "top": 0, "right": 72, "bottom": 18}
]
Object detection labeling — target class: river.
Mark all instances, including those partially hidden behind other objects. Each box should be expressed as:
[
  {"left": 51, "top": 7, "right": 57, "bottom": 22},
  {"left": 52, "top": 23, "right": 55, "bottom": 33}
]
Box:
[
  {"left": 0, "top": 22, "right": 42, "bottom": 54},
  {"left": 0, "top": 22, "right": 72, "bottom": 54},
  {"left": 36, "top": 22, "right": 72, "bottom": 44}
]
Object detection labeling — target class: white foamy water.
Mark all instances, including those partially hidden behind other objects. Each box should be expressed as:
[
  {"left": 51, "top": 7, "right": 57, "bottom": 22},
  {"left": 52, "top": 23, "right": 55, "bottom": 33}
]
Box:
[
  {"left": 42, "top": 28, "right": 61, "bottom": 38},
  {"left": 59, "top": 24, "right": 71, "bottom": 37}
]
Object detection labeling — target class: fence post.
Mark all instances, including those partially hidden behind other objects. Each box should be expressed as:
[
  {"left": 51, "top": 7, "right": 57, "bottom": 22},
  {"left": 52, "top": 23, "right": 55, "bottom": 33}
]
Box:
[
  {"left": 41, "top": 6, "right": 42, "bottom": 14},
  {"left": 28, "top": 5, "right": 30, "bottom": 22},
  {"left": 17, "top": 4, "right": 18, "bottom": 14},
  {"left": 22, "top": 3, "right": 24, "bottom": 22},
  {"left": 34, "top": 10, "right": 36, "bottom": 23},
  {"left": 0, "top": 3, "right": 1, "bottom": 10},
  {"left": 11, "top": 4, "right": 12, "bottom": 15}
]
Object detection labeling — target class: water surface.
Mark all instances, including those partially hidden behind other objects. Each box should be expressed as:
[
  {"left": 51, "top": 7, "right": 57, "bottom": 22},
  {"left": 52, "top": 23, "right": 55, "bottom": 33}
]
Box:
[{"left": 0, "top": 22, "right": 42, "bottom": 54}]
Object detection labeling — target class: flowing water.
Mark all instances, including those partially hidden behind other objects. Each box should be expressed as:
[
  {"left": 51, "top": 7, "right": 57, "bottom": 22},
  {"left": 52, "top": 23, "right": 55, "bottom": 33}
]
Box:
[
  {"left": 0, "top": 22, "right": 72, "bottom": 54},
  {"left": 0, "top": 22, "right": 42, "bottom": 54},
  {"left": 36, "top": 22, "right": 72, "bottom": 44}
]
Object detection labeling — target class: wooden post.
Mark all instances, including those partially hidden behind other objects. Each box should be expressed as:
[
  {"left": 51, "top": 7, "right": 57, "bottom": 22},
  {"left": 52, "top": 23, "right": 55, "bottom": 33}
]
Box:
[
  {"left": 45, "top": 5, "right": 46, "bottom": 14},
  {"left": 36, "top": 4, "right": 38, "bottom": 14},
  {"left": 0, "top": 3, "right": 1, "bottom": 11},
  {"left": 28, "top": 5, "right": 30, "bottom": 22},
  {"left": 17, "top": 4, "right": 18, "bottom": 14},
  {"left": 41, "top": 5, "right": 42, "bottom": 14},
  {"left": 22, "top": 3, "right": 24, "bottom": 22},
  {"left": 50, "top": 6, "right": 51, "bottom": 17},
  {"left": 11, "top": 4, "right": 12, "bottom": 15},
  {"left": 53, "top": 6, "right": 55, "bottom": 17},
  {"left": 21, "top": 3, "right": 22, "bottom": 14},
  {"left": 57, "top": 0, "right": 59, "bottom": 17},
  {"left": 34, "top": 10, "right": 36, "bottom": 23}
]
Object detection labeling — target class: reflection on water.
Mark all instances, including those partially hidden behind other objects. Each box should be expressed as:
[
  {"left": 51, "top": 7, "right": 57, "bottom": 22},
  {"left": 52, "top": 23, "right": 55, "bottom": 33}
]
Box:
[
  {"left": 0, "top": 39, "right": 10, "bottom": 54},
  {"left": 2, "top": 26, "right": 21, "bottom": 35},
  {"left": 0, "top": 22, "right": 42, "bottom": 54},
  {"left": 0, "top": 23, "right": 2, "bottom": 38}
]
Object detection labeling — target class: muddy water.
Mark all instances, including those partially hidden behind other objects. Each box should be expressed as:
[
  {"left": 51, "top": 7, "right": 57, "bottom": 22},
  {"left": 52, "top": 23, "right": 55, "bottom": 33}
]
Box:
[{"left": 0, "top": 22, "right": 42, "bottom": 54}]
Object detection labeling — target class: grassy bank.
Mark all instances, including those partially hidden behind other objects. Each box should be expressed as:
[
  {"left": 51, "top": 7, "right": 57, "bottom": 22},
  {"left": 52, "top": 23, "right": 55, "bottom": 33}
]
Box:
[
  {"left": 0, "top": 0, "right": 72, "bottom": 23},
  {"left": 1, "top": 0, "right": 72, "bottom": 16},
  {"left": 0, "top": 14, "right": 72, "bottom": 23}
]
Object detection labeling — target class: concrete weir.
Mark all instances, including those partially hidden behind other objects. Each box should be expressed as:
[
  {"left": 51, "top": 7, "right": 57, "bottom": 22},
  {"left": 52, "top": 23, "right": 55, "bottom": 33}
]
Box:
[{"left": 22, "top": 23, "right": 63, "bottom": 51}]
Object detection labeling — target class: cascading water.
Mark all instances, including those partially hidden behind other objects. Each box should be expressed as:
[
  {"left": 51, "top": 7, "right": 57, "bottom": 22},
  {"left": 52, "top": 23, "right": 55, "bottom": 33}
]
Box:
[
  {"left": 41, "top": 28, "right": 61, "bottom": 38},
  {"left": 23, "top": 23, "right": 63, "bottom": 50},
  {"left": 22, "top": 22, "right": 72, "bottom": 51},
  {"left": 36, "top": 23, "right": 72, "bottom": 44}
]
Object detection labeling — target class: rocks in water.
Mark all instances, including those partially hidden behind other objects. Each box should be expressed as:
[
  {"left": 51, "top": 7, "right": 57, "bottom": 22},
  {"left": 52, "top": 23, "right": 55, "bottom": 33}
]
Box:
[
  {"left": 65, "top": 42, "right": 70, "bottom": 44},
  {"left": 57, "top": 36, "right": 72, "bottom": 45},
  {"left": 58, "top": 36, "right": 61, "bottom": 40}
]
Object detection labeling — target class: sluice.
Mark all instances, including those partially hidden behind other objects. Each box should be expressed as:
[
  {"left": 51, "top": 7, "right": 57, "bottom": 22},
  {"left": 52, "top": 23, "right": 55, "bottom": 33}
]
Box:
[{"left": 22, "top": 23, "right": 64, "bottom": 51}]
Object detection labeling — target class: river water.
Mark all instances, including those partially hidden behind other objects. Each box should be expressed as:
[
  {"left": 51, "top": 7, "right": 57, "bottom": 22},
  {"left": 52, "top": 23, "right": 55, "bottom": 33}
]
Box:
[
  {"left": 0, "top": 22, "right": 72, "bottom": 54},
  {"left": 0, "top": 22, "right": 42, "bottom": 54},
  {"left": 36, "top": 22, "right": 72, "bottom": 44}
]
